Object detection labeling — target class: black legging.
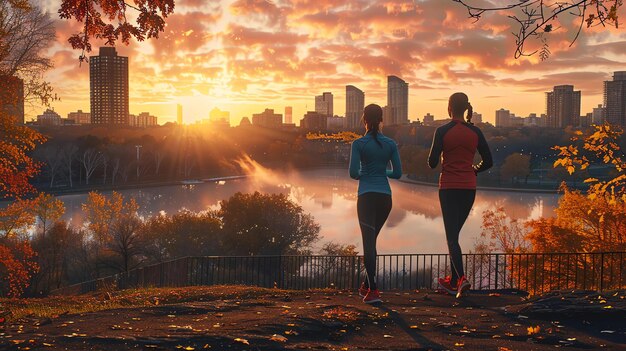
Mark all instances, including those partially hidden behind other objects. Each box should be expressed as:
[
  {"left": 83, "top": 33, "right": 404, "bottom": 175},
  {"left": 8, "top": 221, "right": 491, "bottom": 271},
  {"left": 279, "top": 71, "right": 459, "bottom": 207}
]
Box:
[
  {"left": 357, "top": 192, "right": 392, "bottom": 291},
  {"left": 439, "top": 189, "right": 476, "bottom": 286}
]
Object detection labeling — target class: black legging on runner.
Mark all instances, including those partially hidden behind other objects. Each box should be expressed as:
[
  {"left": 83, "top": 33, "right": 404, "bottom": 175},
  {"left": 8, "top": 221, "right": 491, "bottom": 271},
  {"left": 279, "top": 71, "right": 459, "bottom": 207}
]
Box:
[
  {"left": 439, "top": 189, "right": 476, "bottom": 286},
  {"left": 357, "top": 192, "right": 392, "bottom": 291}
]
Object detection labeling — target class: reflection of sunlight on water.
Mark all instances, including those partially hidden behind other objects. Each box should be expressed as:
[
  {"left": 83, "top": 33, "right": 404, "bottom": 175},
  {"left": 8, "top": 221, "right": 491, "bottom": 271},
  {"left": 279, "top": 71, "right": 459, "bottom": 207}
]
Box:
[{"left": 53, "top": 169, "right": 560, "bottom": 254}]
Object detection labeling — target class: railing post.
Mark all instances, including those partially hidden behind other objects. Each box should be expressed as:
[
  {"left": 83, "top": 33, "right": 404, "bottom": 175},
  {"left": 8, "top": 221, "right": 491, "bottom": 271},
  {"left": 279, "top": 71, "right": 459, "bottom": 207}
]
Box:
[
  {"left": 600, "top": 252, "right": 605, "bottom": 292},
  {"left": 494, "top": 254, "right": 499, "bottom": 290}
]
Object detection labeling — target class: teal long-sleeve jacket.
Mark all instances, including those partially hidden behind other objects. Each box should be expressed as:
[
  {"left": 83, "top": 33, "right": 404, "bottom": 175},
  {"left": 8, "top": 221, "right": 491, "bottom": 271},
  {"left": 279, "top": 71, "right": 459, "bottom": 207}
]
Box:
[{"left": 349, "top": 132, "right": 402, "bottom": 196}]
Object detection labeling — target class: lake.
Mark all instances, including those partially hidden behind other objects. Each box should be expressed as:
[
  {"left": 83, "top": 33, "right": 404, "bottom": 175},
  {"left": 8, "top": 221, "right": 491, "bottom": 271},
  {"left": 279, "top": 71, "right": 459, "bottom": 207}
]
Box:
[{"left": 53, "top": 167, "right": 559, "bottom": 254}]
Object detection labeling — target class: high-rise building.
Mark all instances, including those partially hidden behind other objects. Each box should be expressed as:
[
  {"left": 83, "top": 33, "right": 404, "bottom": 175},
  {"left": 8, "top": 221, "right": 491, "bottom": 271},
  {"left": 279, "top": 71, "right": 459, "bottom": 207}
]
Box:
[
  {"left": 604, "top": 71, "right": 626, "bottom": 126},
  {"left": 0, "top": 75, "right": 24, "bottom": 124},
  {"left": 546, "top": 85, "right": 581, "bottom": 128},
  {"left": 495, "top": 108, "right": 511, "bottom": 127},
  {"left": 387, "top": 75, "right": 408, "bottom": 125},
  {"left": 345, "top": 85, "right": 364, "bottom": 129},
  {"left": 177, "top": 104, "right": 183, "bottom": 125},
  {"left": 67, "top": 110, "right": 91, "bottom": 124},
  {"left": 285, "top": 106, "right": 293, "bottom": 124},
  {"left": 592, "top": 104, "right": 605, "bottom": 125},
  {"left": 315, "top": 92, "right": 333, "bottom": 117},
  {"left": 252, "top": 108, "right": 282, "bottom": 128},
  {"left": 90, "top": 47, "right": 129, "bottom": 125}
]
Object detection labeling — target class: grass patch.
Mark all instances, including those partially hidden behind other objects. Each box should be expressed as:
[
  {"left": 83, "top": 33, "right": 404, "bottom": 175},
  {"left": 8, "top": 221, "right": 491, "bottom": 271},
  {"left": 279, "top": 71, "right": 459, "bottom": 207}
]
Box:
[{"left": 0, "top": 285, "right": 303, "bottom": 321}]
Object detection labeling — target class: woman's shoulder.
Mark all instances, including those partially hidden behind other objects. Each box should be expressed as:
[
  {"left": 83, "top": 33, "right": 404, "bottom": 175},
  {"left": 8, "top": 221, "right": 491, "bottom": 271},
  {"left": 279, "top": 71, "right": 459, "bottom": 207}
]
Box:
[{"left": 379, "top": 134, "right": 398, "bottom": 146}]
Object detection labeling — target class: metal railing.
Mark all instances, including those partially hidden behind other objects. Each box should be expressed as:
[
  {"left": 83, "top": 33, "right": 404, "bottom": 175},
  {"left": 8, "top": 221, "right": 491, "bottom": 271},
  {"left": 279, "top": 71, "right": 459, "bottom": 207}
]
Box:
[{"left": 51, "top": 252, "right": 626, "bottom": 296}]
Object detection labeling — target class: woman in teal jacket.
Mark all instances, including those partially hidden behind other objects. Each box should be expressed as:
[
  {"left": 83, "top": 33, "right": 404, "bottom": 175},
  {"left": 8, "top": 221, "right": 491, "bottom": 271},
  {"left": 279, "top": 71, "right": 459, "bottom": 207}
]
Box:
[{"left": 349, "top": 104, "right": 402, "bottom": 304}]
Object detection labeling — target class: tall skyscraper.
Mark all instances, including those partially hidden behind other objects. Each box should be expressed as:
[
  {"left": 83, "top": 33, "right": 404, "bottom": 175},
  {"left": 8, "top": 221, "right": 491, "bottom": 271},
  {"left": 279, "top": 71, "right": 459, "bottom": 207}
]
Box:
[
  {"left": 387, "top": 75, "right": 408, "bottom": 125},
  {"left": 177, "top": 104, "right": 183, "bottom": 125},
  {"left": 0, "top": 75, "right": 24, "bottom": 124},
  {"left": 252, "top": 108, "right": 282, "bottom": 128},
  {"left": 90, "top": 47, "right": 129, "bottom": 125},
  {"left": 604, "top": 71, "right": 626, "bottom": 126},
  {"left": 346, "top": 85, "right": 364, "bottom": 129},
  {"left": 315, "top": 92, "right": 333, "bottom": 117},
  {"left": 285, "top": 106, "right": 293, "bottom": 124},
  {"left": 546, "top": 85, "right": 581, "bottom": 128}
]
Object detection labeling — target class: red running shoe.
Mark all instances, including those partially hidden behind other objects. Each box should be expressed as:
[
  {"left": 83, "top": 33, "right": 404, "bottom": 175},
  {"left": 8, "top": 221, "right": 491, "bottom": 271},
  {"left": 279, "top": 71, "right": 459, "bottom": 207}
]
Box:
[
  {"left": 358, "top": 282, "right": 369, "bottom": 297},
  {"left": 456, "top": 276, "right": 471, "bottom": 298},
  {"left": 363, "top": 289, "right": 382, "bottom": 304},
  {"left": 437, "top": 276, "right": 457, "bottom": 295}
]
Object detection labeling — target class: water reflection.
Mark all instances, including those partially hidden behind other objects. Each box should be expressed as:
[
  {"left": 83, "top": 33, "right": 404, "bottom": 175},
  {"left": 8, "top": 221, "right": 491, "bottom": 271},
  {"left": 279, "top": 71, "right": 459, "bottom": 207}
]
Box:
[{"left": 54, "top": 168, "right": 559, "bottom": 254}]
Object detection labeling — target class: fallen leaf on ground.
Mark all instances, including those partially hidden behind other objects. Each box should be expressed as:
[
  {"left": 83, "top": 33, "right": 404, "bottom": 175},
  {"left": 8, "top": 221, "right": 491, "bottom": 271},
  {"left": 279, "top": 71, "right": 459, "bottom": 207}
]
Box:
[
  {"left": 234, "top": 338, "right": 249, "bottom": 345},
  {"left": 455, "top": 342, "right": 464, "bottom": 346},
  {"left": 270, "top": 334, "right": 287, "bottom": 342},
  {"left": 527, "top": 326, "right": 540, "bottom": 335},
  {"left": 383, "top": 334, "right": 393, "bottom": 338}
]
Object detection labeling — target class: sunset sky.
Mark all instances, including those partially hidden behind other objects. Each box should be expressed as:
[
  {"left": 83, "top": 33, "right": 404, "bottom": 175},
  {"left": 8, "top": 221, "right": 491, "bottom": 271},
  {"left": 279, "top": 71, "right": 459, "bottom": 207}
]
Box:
[{"left": 39, "top": 0, "right": 626, "bottom": 125}]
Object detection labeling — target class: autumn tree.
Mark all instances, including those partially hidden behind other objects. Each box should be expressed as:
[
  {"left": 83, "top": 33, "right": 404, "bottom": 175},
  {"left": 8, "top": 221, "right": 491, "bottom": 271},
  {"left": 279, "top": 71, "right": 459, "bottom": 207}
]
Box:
[
  {"left": 453, "top": 0, "right": 623, "bottom": 59},
  {"left": 142, "top": 210, "right": 222, "bottom": 262},
  {"left": 82, "top": 191, "right": 143, "bottom": 274},
  {"left": 500, "top": 153, "right": 531, "bottom": 184},
  {"left": 219, "top": 192, "right": 320, "bottom": 255},
  {"left": 0, "top": 198, "right": 39, "bottom": 297},
  {"left": 58, "top": 0, "right": 175, "bottom": 61}
]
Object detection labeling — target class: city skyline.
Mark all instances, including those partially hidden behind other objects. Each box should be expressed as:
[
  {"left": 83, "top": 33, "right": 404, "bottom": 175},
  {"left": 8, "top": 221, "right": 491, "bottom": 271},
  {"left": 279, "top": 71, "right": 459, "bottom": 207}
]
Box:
[{"left": 36, "top": 0, "right": 626, "bottom": 125}]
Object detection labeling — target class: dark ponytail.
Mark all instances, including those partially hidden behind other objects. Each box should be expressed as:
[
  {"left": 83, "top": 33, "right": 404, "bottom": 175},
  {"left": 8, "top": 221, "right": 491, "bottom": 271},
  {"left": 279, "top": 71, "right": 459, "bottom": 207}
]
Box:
[
  {"left": 466, "top": 102, "right": 473, "bottom": 124},
  {"left": 363, "top": 104, "right": 383, "bottom": 147}
]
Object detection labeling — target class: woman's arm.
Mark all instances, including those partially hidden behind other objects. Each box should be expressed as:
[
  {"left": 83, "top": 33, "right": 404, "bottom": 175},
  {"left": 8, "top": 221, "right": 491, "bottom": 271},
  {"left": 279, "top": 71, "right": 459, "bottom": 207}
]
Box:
[
  {"left": 473, "top": 129, "right": 493, "bottom": 173},
  {"left": 428, "top": 128, "right": 442, "bottom": 169},
  {"left": 386, "top": 142, "right": 402, "bottom": 179},
  {"left": 349, "top": 141, "right": 361, "bottom": 179}
]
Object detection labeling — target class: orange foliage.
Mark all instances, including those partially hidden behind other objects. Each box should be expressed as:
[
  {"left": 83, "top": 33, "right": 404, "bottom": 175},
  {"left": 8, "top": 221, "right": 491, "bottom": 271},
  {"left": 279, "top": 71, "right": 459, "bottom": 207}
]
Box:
[{"left": 0, "top": 241, "right": 38, "bottom": 297}]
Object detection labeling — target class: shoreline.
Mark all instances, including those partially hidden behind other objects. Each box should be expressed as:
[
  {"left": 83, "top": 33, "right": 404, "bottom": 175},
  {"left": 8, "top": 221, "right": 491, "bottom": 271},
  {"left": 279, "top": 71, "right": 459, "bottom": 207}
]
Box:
[
  {"left": 4, "top": 168, "right": 563, "bottom": 202},
  {"left": 398, "top": 176, "right": 561, "bottom": 194}
]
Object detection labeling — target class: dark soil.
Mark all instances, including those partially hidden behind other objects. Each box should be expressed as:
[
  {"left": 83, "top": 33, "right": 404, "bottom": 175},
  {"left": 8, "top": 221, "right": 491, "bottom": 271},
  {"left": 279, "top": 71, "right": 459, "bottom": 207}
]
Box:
[{"left": 1, "top": 287, "right": 625, "bottom": 350}]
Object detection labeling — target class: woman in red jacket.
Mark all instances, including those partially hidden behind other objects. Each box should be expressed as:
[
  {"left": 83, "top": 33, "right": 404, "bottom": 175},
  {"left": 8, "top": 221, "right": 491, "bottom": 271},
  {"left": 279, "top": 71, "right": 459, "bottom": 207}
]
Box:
[{"left": 428, "top": 92, "right": 493, "bottom": 297}]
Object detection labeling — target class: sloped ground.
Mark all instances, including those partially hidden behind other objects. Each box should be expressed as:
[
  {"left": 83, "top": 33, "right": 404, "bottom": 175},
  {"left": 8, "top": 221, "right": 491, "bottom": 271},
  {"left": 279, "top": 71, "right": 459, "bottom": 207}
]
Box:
[{"left": 0, "top": 286, "right": 625, "bottom": 350}]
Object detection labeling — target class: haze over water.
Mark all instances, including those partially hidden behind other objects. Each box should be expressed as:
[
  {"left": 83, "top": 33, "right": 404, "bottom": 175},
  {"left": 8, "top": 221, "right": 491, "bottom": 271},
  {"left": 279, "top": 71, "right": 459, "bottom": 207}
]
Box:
[{"left": 55, "top": 167, "right": 559, "bottom": 254}]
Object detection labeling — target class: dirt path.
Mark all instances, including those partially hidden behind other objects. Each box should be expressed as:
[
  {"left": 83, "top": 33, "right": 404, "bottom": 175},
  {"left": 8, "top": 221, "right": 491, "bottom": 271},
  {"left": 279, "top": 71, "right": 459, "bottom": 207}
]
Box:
[{"left": 1, "top": 287, "right": 625, "bottom": 350}]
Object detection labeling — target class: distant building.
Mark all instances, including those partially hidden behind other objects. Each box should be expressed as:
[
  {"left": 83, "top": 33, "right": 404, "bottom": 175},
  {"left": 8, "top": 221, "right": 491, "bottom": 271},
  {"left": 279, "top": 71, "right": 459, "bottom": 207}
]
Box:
[
  {"left": 0, "top": 75, "right": 24, "bottom": 124},
  {"left": 387, "top": 75, "right": 409, "bottom": 125},
  {"left": 604, "top": 71, "right": 626, "bottom": 126},
  {"left": 129, "top": 112, "right": 158, "bottom": 127},
  {"left": 90, "top": 47, "right": 129, "bottom": 125},
  {"left": 177, "top": 104, "right": 183, "bottom": 125},
  {"left": 67, "top": 110, "right": 91, "bottom": 124},
  {"left": 495, "top": 108, "right": 511, "bottom": 127},
  {"left": 546, "top": 85, "right": 581, "bottom": 128},
  {"left": 509, "top": 114, "right": 524, "bottom": 127},
  {"left": 37, "top": 109, "right": 62, "bottom": 126},
  {"left": 284, "top": 106, "right": 293, "bottom": 124},
  {"left": 209, "top": 107, "right": 230, "bottom": 127},
  {"left": 472, "top": 111, "right": 482, "bottom": 124},
  {"left": 524, "top": 113, "right": 540, "bottom": 127},
  {"left": 423, "top": 113, "right": 435, "bottom": 126},
  {"left": 580, "top": 113, "right": 593, "bottom": 128},
  {"left": 315, "top": 92, "right": 333, "bottom": 117},
  {"left": 252, "top": 108, "right": 282, "bottom": 128},
  {"left": 592, "top": 104, "right": 605, "bottom": 124},
  {"left": 346, "top": 85, "right": 364, "bottom": 129},
  {"left": 239, "top": 117, "right": 252, "bottom": 127},
  {"left": 300, "top": 111, "right": 327, "bottom": 131},
  {"left": 327, "top": 115, "right": 344, "bottom": 131}
]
